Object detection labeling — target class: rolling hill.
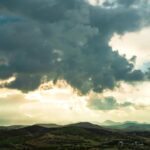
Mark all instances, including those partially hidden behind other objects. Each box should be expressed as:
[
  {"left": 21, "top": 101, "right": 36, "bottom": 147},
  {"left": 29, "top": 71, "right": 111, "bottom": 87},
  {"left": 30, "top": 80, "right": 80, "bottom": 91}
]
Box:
[{"left": 0, "top": 122, "right": 150, "bottom": 150}]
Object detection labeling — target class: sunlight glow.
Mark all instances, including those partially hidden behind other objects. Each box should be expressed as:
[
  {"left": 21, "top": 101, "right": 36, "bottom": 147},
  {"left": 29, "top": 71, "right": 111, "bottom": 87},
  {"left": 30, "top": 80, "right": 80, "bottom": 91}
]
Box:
[
  {"left": 88, "top": 0, "right": 104, "bottom": 6},
  {"left": 0, "top": 76, "right": 16, "bottom": 87},
  {"left": 109, "top": 27, "right": 150, "bottom": 69}
]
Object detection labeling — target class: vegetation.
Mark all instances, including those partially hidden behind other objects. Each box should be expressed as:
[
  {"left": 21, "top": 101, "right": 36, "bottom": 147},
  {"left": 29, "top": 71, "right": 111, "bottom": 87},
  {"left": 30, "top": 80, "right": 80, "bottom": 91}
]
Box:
[{"left": 0, "top": 123, "right": 150, "bottom": 150}]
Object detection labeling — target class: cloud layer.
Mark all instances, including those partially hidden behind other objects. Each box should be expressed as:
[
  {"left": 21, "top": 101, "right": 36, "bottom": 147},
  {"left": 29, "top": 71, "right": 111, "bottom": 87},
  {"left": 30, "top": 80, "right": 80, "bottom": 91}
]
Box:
[
  {"left": 88, "top": 96, "right": 133, "bottom": 110},
  {"left": 0, "top": 0, "right": 150, "bottom": 93}
]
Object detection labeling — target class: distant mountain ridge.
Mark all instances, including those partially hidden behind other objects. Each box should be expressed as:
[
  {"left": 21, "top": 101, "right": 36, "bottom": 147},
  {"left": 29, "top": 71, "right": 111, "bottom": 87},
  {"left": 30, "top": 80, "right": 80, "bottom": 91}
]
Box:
[
  {"left": 101, "top": 120, "right": 150, "bottom": 131},
  {"left": 101, "top": 120, "right": 122, "bottom": 126},
  {"left": 68, "top": 122, "right": 104, "bottom": 129},
  {"left": 36, "top": 123, "right": 60, "bottom": 128},
  {"left": 1, "top": 121, "right": 150, "bottom": 132},
  {"left": 0, "top": 125, "right": 26, "bottom": 130}
]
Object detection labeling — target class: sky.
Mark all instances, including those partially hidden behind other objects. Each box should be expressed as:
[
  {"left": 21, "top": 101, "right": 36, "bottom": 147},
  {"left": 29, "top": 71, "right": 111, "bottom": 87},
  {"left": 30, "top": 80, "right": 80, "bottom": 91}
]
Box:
[{"left": 0, "top": 0, "right": 150, "bottom": 125}]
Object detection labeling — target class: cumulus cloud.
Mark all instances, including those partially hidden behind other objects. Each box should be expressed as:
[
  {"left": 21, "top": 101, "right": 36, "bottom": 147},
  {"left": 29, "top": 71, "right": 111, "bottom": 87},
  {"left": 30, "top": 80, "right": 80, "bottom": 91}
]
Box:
[
  {"left": 0, "top": 0, "right": 150, "bottom": 93},
  {"left": 88, "top": 96, "right": 134, "bottom": 110},
  {"left": 109, "top": 27, "right": 150, "bottom": 69}
]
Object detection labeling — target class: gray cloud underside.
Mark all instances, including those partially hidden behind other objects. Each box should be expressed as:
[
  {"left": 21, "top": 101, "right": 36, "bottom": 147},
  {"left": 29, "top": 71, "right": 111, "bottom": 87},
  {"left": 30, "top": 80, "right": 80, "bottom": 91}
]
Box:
[
  {"left": 88, "top": 96, "right": 134, "bottom": 110},
  {"left": 0, "top": 0, "right": 150, "bottom": 93}
]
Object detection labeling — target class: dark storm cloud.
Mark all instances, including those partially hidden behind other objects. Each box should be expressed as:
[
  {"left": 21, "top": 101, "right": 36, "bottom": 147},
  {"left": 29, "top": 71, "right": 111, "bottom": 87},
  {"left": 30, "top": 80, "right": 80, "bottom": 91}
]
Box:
[
  {"left": 0, "top": 0, "right": 149, "bottom": 93},
  {"left": 88, "top": 96, "right": 133, "bottom": 110}
]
